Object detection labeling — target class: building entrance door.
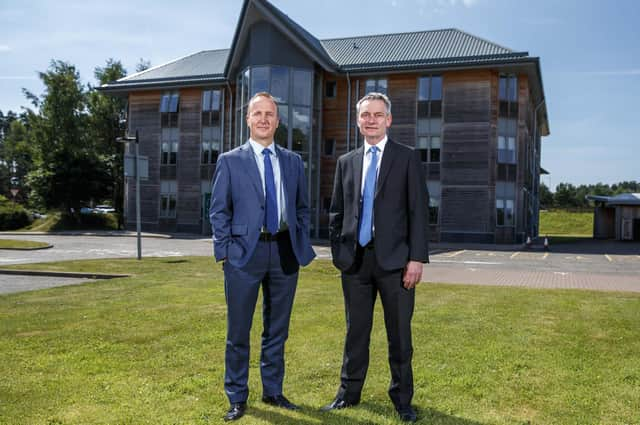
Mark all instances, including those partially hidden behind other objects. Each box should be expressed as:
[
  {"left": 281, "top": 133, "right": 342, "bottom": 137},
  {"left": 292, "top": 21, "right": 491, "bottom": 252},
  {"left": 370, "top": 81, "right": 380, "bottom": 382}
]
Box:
[{"left": 633, "top": 218, "right": 640, "bottom": 241}]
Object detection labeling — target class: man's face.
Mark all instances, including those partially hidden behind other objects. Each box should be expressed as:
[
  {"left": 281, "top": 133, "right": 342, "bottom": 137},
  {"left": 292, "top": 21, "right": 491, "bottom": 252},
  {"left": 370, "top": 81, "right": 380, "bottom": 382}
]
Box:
[
  {"left": 357, "top": 99, "right": 392, "bottom": 144},
  {"left": 246, "top": 96, "right": 279, "bottom": 146}
]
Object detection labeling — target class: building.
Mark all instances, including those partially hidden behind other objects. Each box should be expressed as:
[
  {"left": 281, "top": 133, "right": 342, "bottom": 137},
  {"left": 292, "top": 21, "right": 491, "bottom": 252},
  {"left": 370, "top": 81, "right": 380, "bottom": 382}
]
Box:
[
  {"left": 586, "top": 193, "right": 640, "bottom": 241},
  {"left": 99, "top": 0, "right": 550, "bottom": 243}
]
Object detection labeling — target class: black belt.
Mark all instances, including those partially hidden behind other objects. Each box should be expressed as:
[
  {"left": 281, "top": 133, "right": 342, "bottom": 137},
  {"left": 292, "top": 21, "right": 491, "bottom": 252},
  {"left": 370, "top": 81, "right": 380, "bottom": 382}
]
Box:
[{"left": 259, "top": 230, "right": 289, "bottom": 242}]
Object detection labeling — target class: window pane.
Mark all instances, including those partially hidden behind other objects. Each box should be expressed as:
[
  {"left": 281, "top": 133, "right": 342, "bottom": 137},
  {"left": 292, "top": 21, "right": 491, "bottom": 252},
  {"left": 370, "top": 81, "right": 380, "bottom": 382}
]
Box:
[
  {"left": 251, "top": 66, "right": 269, "bottom": 97},
  {"left": 430, "top": 100, "right": 442, "bottom": 116},
  {"left": 507, "top": 118, "right": 517, "bottom": 136},
  {"left": 429, "top": 206, "right": 439, "bottom": 224},
  {"left": 430, "top": 136, "right": 441, "bottom": 149},
  {"left": 417, "top": 136, "right": 429, "bottom": 149},
  {"left": 509, "top": 76, "right": 518, "bottom": 101},
  {"left": 417, "top": 101, "right": 429, "bottom": 118},
  {"left": 325, "top": 81, "right": 336, "bottom": 98},
  {"left": 169, "top": 94, "right": 179, "bottom": 112},
  {"left": 418, "top": 77, "right": 429, "bottom": 101},
  {"left": 202, "top": 90, "right": 211, "bottom": 111},
  {"left": 417, "top": 118, "right": 429, "bottom": 134},
  {"left": 429, "top": 118, "right": 441, "bottom": 134},
  {"left": 365, "top": 79, "right": 376, "bottom": 94},
  {"left": 499, "top": 77, "right": 507, "bottom": 101},
  {"left": 271, "top": 67, "right": 289, "bottom": 103},
  {"left": 427, "top": 180, "right": 441, "bottom": 201},
  {"left": 160, "top": 94, "right": 170, "bottom": 112},
  {"left": 275, "top": 105, "right": 288, "bottom": 148},
  {"left": 172, "top": 141, "right": 179, "bottom": 153},
  {"left": 498, "top": 136, "right": 506, "bottom": 150},
  {"left": 508, "top": 137, "right": 516, "bottom": 151},
  {"left": 211, "top": 90, "right": 221, "bottom": 111},
  {"left": 324, "top": 139, "right": 335, "bottom": 156},
  {"left": 293, "top": 70, "right": 312, "bottom": 105},
  {"left": 498, "top": 118, "right": 507, "bottom": 135},
  {"left": 292, "top": 106, "right": 310, "bottom": 152},
  {"left": 242, "top": 69, "right": 250, "bottom": 106},
  {"left": 430, "top": 148, "right": 440, "bottom": 163},
  {"left": 431, "top": 76, "right": 442, "bottom": 100},
  {"left": 377, "top": 79, "right": 387, "bottom": 94}
]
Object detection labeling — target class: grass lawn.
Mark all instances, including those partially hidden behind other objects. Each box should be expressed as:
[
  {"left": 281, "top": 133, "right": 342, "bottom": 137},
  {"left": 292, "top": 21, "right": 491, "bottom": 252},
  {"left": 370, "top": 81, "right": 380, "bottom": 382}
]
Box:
[
  {"left": 1, "top": 258, "right": 639, "bottom": 424},
  {"left": 539, "top": 210, "right": 593, "bottom": 237},
  {"left": 0, "top": 238, "right": 50, "bottom": 249}
]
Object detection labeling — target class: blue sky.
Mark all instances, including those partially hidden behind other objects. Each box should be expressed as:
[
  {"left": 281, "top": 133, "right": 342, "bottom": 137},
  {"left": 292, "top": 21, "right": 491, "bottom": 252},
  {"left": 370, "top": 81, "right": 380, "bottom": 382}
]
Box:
[{"left": 1, "top": 0, "right": 638, "bottom": 188}]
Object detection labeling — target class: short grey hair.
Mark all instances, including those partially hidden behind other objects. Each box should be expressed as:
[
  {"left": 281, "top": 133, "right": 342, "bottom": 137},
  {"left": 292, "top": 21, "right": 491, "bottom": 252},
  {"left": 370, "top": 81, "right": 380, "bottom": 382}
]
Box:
[
  {"left": 356, "top": 92, "right": 392, "bottom": 115},
  {"left": 247, "top": 91, "right": 279, "bottom": 117}
]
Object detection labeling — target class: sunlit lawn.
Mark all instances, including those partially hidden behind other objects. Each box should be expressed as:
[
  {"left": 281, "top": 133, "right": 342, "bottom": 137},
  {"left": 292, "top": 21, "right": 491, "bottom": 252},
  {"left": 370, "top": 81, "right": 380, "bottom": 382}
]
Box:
[
  {"left": 1, "top": 258, "right": 639, "bottom": 424},
  {"left": 0, "top": 238, "right": 49, "bottom": 249}
]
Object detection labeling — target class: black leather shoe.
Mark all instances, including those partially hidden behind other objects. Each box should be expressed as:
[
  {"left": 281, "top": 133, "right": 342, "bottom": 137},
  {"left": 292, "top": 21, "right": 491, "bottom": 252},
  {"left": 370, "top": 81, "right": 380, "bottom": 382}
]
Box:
[
  {"left": 396, "top": 405, "right": 417, "bottom": 422},
  {"left": 320, "top": 397, "right": 357, "bottom": 411},
  {"left": 262, "top": 394, "right": 299, "bottom": 410},
  {"left": 223, "top": 402, "right": 247, "bottom": 421}
]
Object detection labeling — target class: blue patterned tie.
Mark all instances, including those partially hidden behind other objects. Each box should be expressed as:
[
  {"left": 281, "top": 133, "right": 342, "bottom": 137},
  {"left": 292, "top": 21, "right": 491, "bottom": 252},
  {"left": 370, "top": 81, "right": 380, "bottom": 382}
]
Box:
[
  {"left": 359, "top": 146, "right": 379, "bottom": 246},
  {"left": 262, "top": 148, "right": 279, "bottom": 235}
]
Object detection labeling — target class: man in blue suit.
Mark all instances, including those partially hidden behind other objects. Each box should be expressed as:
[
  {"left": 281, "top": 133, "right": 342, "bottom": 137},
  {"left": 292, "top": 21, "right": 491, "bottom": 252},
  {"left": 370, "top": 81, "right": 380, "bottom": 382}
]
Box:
[{"left": 210, "top": 91, "right": 316, "bottom": 421}]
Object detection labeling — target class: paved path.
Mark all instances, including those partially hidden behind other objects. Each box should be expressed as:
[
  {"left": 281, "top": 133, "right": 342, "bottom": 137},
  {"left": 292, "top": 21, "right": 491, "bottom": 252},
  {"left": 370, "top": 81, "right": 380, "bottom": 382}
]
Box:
[{"left": 1, "top": 234, "right": 639, "bottom": 294}]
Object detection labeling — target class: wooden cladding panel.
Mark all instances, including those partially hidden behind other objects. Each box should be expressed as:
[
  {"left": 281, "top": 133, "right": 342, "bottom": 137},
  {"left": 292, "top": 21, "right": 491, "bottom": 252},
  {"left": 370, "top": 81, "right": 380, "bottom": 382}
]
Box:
[
  {"left": 444, "top": 71, "right": 491, "bottom": 124},
  {"left": 440, "top": 186, "right": 490, "bottom": 232},
  {"left": 441, "top": 122, "right": 490, "bottom": 185},
  {"left": 177, "top": 88, "right": 202, "bottom": 225}
]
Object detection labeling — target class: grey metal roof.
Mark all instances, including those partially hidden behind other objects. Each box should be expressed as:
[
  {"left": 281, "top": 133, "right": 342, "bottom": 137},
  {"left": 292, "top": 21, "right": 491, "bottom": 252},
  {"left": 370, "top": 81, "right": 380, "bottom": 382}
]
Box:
[
  {"left": 100, "top": 49, "right": 229, "bottom": 91},
  {"left": 321, "top": 28, "right": 527, "bottom": 71},
  {"left": 586, "top": 193, "right": 640, "bottom": 206}
]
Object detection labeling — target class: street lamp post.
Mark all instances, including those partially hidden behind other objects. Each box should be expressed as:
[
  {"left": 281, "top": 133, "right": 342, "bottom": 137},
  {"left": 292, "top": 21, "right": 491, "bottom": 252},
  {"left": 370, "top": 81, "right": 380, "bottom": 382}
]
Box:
[{"left": 117, "top": 130, "right": 142, "bottom": 260}]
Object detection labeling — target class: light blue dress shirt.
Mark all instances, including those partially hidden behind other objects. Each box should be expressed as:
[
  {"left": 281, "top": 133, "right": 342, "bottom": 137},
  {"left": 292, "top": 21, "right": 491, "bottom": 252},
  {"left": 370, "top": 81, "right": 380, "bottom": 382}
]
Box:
[{"left": 249, "top": 139, "right": 287, "bottom": 230}]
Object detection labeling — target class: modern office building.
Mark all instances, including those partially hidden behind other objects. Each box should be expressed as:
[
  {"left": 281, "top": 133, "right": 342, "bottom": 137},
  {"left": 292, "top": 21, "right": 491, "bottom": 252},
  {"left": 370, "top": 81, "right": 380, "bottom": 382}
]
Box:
[{"left": 100, "top": 0, "right": 550, "bottom": 243}]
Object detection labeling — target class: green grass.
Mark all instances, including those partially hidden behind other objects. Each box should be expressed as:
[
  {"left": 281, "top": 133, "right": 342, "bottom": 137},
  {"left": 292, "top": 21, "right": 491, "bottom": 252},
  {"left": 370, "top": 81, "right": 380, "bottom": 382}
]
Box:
[
  {"left": 0, "top": 238, "right": 50, "bottom": 249},
  {"left": 1, "top": 258, "right": 639, "bottom": 424},
  {"left": 539, "top": 210, "right": 593, "bottom": 237},
  {"left": 19, "top": 211, "right": 119, "bottom": 232}
]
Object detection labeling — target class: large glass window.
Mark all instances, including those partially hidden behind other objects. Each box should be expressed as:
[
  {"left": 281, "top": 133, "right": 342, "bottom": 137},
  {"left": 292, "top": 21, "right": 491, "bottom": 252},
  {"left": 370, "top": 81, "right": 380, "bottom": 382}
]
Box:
[
  {"left": 497, "top": 118, "right": 516, "bottom": 164},
  {"left": 202, "top": 89, "right": 222, "bottom": 164},
  {"left": 417, "top": 76, "right": 443, "bottom": 163},
  {"left": 235, "top": 66, "right": 312, "bottom": 158}
]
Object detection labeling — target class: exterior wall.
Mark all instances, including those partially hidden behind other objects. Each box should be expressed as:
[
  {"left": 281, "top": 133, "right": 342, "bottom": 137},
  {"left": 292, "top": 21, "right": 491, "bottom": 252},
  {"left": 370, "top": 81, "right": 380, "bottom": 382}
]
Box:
[
  {"left": 593, "top": 206, "right": 615, "bottom": 239},
  {"left": 125, "top": 69, "right": 544, "bottom": 243},
  {"left": 615, "top": 206, "right": 640, "bottom": 240}
]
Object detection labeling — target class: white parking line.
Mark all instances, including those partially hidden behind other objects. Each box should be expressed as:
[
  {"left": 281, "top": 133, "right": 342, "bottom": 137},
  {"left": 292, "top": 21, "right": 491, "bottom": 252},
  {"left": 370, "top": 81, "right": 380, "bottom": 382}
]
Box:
[
  {"left": 605, "top": 254, "right": 613, "bottom": 262},
  {"left": 542, "top": 252, "right": 549, "bottom": 260},
  {"left": 431, "top": 259, "right": 503, "bottom": 265},
  {"left": 510, "top": 252, "right": 520, "bottom": 259},
  {"left": 446, "top": 250, "right": 466, "bottom": 258}
]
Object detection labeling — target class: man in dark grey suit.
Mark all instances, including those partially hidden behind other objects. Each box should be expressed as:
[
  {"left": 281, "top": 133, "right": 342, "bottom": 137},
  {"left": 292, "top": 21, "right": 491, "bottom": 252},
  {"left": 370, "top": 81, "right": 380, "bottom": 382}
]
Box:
[
  {"left": 210, "top": 92, "right": 316, "bottom": 421},
  {"left": 324, "top": 92, "right": 429, "bottom": 422}
]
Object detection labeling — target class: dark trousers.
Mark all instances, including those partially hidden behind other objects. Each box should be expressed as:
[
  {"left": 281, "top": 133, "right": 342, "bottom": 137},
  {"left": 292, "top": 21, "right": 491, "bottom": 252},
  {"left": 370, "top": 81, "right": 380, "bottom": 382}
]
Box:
[
  {"left": 337, "top": 244, "right": 415, "bottom": 407},
  {"left": 223, "top": 235, "right": 299, "bottom": 404}
]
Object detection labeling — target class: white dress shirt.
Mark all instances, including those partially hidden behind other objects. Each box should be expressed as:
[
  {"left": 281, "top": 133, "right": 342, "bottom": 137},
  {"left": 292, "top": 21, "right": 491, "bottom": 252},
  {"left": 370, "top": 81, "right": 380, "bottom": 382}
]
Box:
[
  {"left": 249, "top": 139, "right": 287, "bottom": 230},
  {"left": 361, "top": 136, "right": 388, "bottom": 195}
]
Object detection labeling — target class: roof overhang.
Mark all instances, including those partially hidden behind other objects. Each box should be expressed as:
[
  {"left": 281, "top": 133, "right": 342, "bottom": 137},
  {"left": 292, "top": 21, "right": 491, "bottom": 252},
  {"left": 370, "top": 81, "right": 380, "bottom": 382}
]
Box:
[{"left": 98, "top": 75, "right": 226, "bottom": 94}]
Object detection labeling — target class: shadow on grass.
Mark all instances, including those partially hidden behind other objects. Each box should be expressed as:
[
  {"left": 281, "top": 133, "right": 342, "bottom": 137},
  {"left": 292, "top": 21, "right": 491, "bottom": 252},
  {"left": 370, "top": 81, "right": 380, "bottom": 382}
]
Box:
[
  {"left": 163, "top": 259, "right": 189, "bottom": 264},
  {"left": 248, "top": 402, "right": 485, "bottom": 424}
]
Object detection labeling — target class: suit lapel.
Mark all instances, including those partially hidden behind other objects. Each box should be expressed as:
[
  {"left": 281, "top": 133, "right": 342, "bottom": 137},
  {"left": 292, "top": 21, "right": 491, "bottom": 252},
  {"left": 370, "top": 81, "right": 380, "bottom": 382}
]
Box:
[
  {"left": 352, "top": 146, "right": 364, "bottom": 202},
  {"left": 375, "top": 139, "right": 396, "bottom": 198},
  {"left": 240, "top": 141, "right": 264, "bottom": 202}
]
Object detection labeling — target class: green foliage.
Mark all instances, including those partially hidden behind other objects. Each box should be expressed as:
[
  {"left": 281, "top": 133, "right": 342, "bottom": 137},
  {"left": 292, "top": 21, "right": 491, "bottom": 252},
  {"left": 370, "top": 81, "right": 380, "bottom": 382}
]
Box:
[
  {"left": 0, "top": 239, "right": 49, "bottom": 249},
  {"left": 550, "top": 181, "right": 640, "bottom": 210},
  {"left": 0, "top": 195, "right": 31, "bottom": 230},
  {"left": 1, "top": 258, "right": 639, "bottom": 424}
]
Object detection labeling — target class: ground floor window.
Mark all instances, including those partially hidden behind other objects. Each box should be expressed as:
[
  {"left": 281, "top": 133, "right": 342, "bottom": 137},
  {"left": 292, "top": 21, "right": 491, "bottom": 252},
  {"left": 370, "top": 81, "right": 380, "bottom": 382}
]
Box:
[
  {"left": 427, "top": 180, "right": 441, "bottom": 224},
  {"left": 160, "top": 180, "right": 177, "bottom": 218},
  {"left": 496, "top": 182, "right": 516, "bottom": 226}
]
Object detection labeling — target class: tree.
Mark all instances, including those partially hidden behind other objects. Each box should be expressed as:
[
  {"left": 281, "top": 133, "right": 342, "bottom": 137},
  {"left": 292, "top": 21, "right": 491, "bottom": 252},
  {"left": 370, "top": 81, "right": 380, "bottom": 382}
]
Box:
[
  {"left": 1, "top": 120, "right": 35, "bottom": 203},
  {"left": 539, "top": 182, "right": 553, "bottom": 209},
  {"left": 88, "top": 59, "right": 128, "bottom": 225},
  {"left": 135, "top": 58, "right": 151, "bottom": 73},
  {"left": 24, "top": 60, "right": 111, "bottom": 212}
]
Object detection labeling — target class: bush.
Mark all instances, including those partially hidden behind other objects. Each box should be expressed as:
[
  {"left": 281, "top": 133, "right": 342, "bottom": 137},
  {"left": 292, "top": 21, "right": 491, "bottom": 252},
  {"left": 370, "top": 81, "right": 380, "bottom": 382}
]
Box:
[{"left": 0, "top": 195, "right": 32, "bottom": 230}]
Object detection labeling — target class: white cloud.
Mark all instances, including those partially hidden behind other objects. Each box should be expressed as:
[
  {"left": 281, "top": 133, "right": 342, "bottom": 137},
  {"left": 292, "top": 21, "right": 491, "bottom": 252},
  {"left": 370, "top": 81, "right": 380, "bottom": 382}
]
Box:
[
  {"left": 462, "top": 0, "right": 478, "bottom": 6},
  {"left": 0, "top": 45, "right": 10, "bottom": 52}
]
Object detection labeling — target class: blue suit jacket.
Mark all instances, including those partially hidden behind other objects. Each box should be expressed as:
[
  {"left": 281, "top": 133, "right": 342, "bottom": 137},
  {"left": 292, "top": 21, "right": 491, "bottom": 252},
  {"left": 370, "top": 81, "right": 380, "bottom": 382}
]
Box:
[{"left": 209, "top": 141, "right": 316, "bottom": 268}]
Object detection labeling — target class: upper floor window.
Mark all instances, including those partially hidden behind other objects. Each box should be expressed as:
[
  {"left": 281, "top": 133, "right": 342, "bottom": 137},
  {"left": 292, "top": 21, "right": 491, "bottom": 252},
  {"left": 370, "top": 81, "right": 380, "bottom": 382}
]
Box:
[
  {"left": 365, "top": 78, "right": 387, "bottom": 95},
  {"left": 325, "top": 81, "right": 337, "bottom": 98},
  {"left": 497, "top": 118, "right": 517, "bottom": 164},
  {"left": 202, "top": 89, "right": 222, "bottom": 164},
  {"left": 417, "top": 76, "right": 443, "bottom": 163},
  {"left": 160, "top": 91, "right": 179, "bottom": 127},
  {"left": 161, "top": 128, "right": 179, "bottom": 165},
  {"left": 160, "top": 180, "right": 177, "bottom": 218}
]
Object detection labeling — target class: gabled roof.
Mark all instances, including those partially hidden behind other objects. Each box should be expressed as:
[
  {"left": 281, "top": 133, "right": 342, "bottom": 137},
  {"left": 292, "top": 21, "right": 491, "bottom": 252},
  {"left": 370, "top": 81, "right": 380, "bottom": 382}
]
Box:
[
  {"left": 586, "top": 193, "right": 640, "bottom": 206},
  {"left": 321, "top": 28, "right": 527, "bottom": 72}
]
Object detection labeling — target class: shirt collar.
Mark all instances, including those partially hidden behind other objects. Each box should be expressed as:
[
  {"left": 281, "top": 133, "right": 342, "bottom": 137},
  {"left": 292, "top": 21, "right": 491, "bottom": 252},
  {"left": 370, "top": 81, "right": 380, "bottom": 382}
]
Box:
[
  {"left": 249, "top": 138, "right": 276, "bottom": 157},
  {"left": 364, "top": 135, "right": 388, "bottom": 155}
]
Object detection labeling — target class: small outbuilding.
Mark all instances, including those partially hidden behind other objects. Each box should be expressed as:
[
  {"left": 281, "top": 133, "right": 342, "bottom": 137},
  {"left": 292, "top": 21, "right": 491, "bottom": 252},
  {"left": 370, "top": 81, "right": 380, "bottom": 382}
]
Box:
[{"left": 586, "top": 193, "right": 640, "bottom": 241}]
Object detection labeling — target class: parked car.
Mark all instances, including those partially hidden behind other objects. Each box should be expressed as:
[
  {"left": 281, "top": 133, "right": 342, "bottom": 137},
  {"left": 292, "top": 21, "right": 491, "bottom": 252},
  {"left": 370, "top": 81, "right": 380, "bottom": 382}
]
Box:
[
  {"left": 80, "top": 206, "right": 94, "bottom": 215},
  {"left": 94, "top": 205, "right": 116, "bottom": 214}
]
